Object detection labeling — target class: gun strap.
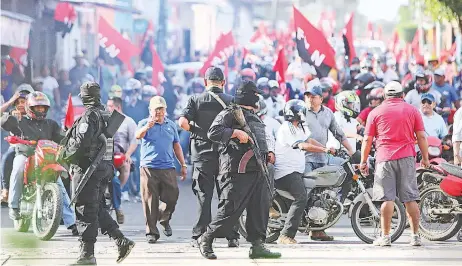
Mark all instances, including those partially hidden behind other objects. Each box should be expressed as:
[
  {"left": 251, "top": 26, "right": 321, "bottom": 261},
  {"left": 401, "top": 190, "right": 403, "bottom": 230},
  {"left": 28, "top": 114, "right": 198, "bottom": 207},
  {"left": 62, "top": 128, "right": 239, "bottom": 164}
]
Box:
[{"left": 208, "top": 91, "right": 227, "bottom": 109}]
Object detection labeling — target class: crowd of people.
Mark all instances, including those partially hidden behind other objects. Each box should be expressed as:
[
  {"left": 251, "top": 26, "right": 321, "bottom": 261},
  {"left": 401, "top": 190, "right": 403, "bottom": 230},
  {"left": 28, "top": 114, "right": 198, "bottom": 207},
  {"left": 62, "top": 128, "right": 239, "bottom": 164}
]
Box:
[{"left": 1, "top": 43, "right": 462, "bottom": 263}]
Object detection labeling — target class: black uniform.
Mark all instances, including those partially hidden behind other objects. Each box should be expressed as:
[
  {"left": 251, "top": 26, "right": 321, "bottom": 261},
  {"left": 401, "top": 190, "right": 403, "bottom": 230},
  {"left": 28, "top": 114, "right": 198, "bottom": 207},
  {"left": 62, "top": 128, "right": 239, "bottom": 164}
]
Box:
[
  {"left": 181, "top": 67, "right": 238, "bottom": 242},
  {"left": 59, "top": 82, "right": 134, "bottom": 266},
  {"left": 198, "top": 80, "right": 281, "bottom": 260}
]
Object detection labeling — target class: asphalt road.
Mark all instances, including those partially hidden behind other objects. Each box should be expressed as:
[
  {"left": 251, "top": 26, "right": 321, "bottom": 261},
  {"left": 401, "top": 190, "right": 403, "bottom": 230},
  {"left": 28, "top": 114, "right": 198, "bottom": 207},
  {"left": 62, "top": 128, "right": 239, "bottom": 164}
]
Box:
[{"left": 1, "top": 178, "right": 462, "bottom": 265}]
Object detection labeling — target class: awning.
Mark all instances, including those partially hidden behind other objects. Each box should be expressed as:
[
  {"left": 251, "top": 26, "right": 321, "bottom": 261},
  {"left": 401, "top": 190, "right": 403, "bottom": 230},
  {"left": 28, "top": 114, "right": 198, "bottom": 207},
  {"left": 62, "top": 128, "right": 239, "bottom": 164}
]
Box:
[{"left": 1, "top": 10, "right": 34, "bottom": 49}]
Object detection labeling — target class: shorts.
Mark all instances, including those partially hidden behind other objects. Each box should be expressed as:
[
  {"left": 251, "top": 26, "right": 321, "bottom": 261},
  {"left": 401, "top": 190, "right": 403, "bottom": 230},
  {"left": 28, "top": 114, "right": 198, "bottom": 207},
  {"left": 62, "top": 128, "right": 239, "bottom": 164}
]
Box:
[{"left": 373, "top": 156, "right": 419, "bottom": 203}]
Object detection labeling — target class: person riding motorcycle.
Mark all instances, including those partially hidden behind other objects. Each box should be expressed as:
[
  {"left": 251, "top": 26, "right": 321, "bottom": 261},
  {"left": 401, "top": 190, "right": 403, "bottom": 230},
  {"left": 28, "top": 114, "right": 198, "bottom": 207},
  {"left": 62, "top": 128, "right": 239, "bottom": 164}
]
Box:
[
  {"left": 354, "top": 72, "right": 376, "bottom": 110},
  {"left": 356, "top": 81, "right": 385, "bottom": 126},
  {"left": 1, "top": 91, "right": 78, "bottom": 235},
  {"left": 404, "top": 70, "right": 442, "bottom": 109},
  {"left": 1, "top": 84, "right": 34, "bottom": 203},
  {"left": 273, "top": 99, "right": 310, "bottom": 244}
]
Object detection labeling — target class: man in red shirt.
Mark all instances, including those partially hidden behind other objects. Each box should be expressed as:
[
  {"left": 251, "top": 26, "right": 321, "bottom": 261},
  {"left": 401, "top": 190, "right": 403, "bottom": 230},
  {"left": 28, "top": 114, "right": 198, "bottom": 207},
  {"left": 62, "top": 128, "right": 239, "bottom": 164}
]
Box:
[{"left": 360, "top": 81, "right": 429, "bottom": 247}]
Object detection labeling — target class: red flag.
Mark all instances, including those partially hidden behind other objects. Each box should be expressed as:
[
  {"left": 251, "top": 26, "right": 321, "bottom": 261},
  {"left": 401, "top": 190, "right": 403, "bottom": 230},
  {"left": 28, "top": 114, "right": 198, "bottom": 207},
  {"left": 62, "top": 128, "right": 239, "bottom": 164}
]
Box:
[
  {"left": 367, "top": 22, "right": 374, "bottom": 39},
  {"left": 140, "top": 20, "right": 155, "bottom": 51},
  {"left": 293, "top": 6, "right": 336, "bottom": 77},
  {"left": 98, "top": 17, "right": 139, "bottom": 72},
  {"left": 389, "top": 30, "right": 400, "bottom": 54},
  {"left": 342, "top": 13, "right": 356, "bottom": 65},
  {"left": 64, "top": 94, "right": 74, "bottom": 130},
  {"left": 54, "top": 2, "right": 77, "bottom": 37},
  {"left": 250, "top": 22, "right": 269, "bottom": 43},
  {"left": 200, "top": 32, "right": 235, "bottom": 76},
  {"left": 273, "top": 47, "right": 288, "bottom": 84},
  {"left": 151, "top": 41, "right": 165, "bottom": 88}
]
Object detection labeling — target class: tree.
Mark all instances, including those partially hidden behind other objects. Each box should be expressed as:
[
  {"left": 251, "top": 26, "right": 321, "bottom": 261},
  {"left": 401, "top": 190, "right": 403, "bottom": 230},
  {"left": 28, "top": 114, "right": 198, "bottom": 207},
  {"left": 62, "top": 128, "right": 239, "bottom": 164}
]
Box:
[{"left": 413, "top": 0, "right": 462, "bottom": 33}]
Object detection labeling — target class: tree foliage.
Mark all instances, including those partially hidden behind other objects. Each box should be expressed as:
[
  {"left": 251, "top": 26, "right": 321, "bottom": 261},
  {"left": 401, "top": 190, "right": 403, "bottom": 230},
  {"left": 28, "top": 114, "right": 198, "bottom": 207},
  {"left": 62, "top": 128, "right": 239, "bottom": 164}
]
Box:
[{"left": 413, "top": 0, "right": 462, "bottom": 31}]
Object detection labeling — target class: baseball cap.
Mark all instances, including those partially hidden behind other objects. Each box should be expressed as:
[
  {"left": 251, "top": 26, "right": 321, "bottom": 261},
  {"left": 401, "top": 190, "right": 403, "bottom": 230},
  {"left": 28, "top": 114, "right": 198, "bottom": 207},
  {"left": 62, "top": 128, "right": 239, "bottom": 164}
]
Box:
[
  {"left": 434, "top": 68, "right": 445, "bottom": 76},
  {"left": 384, "top": 81, "right": 404, "bottom": 96},
  {"left": 204, "top": 67, "right": 224, "bottom": 81},
  {"left": 304, "top": 85, "right": 323, "bottom": 97},
  {"left": 149, "top": 96, "right": 167, "bottom": 110},
  {"left": 421, "top": 93, "right": 435, "bottom": 103}
]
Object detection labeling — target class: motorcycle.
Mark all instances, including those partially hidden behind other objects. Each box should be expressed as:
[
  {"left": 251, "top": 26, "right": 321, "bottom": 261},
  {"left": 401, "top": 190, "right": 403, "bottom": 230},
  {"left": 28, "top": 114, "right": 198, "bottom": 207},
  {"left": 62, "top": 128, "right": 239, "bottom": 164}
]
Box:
[
  {"left": 416, "top": 136, "right": 448, "bottom": 190},
  {"left": 418, "top": 163, "right": 462, "bottom": 241},
  {"left": 238, "top": 151, "right": 407, "bottom": 244},
  {"left": 5, "top": 136, "right": 67, "bottom": 241}
]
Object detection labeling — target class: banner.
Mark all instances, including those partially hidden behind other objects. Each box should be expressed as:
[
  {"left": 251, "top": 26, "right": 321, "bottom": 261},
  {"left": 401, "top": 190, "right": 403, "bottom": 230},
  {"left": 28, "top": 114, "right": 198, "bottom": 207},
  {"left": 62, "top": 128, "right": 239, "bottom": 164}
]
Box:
[
  {"left": 293, "top": 6, "right": 336, "bottom": 78},
  {"left": 98, "top": 16, "right": 139, "bottom": 71}
]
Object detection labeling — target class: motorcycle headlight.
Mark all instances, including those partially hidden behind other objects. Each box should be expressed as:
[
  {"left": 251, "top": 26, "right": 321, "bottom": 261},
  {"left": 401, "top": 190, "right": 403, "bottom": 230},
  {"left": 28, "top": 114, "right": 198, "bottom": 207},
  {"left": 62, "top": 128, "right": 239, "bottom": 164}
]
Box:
[{"left": 428, "top": 146, "right": 441, "bottom": 157}]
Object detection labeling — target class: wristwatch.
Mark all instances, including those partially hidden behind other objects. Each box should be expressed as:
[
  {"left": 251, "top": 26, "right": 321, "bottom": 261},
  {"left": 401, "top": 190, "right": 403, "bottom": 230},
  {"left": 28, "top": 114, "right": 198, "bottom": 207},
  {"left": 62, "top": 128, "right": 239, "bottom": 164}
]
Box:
[{"left": 182, "top": 164, "right": 188, "bottom": 168}]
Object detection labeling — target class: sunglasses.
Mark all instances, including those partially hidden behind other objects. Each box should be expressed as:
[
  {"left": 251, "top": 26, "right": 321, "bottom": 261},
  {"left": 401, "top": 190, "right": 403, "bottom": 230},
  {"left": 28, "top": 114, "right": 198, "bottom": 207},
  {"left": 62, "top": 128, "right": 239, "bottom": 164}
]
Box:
[{"left": 421, "top": 99, "right": 433, "bottom": 105}]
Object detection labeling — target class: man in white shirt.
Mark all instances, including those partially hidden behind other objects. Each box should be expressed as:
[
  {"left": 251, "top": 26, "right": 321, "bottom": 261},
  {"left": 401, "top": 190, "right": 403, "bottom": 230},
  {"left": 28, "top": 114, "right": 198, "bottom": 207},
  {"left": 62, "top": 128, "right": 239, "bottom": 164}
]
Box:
[
  {"left": 39, "top": 65, "right": 60, "bottom": 108},
  {"left": 419, "top": 93, "right": 447, "bottom": 139},
  {"left": 274, "top": 100, "right": 324, "bottom": 244},
  {"left": 380, "top": 59, "right": 399, "bottom": 84}
]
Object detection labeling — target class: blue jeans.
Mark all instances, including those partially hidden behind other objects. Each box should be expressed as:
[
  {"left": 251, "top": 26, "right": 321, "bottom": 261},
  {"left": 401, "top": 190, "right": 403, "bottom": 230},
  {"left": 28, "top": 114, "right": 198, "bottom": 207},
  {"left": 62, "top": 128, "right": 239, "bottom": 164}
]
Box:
[
  {"left": 57, "top": 177, "right": 76, "bottom": 227},
  {"left": 112, "top": 175, "right": 121, "bottom": 210}
]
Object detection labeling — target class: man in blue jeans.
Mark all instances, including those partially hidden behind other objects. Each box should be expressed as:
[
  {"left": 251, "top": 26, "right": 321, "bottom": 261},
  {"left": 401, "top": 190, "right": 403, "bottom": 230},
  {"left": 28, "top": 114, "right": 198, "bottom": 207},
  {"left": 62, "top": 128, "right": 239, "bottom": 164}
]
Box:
[{"left": 107, "top": 97, "right": 138, "bottom": 224}]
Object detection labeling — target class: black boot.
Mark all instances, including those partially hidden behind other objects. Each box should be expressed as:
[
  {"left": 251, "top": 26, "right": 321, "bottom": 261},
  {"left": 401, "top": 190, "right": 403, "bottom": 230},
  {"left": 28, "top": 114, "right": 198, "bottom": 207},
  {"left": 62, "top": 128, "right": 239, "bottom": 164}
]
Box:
[
  {"left": 199, "top": 234, "right": 217, "bottom": 260},
  {"left": 68, "top": 242, "right": 97, "bottom": 265},
  {"left": 249, "top": 239, "right": 281, "bottom": 259},
  {"left": 110, "top": 229, "right": 135, "bottom": 263}
]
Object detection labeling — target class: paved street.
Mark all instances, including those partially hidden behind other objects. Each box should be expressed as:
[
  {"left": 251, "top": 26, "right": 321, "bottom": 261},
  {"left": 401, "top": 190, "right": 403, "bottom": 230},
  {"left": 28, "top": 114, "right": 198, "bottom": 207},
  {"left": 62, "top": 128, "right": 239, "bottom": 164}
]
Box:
[{"left": 1, "top": 179, "right": 462, "bottom": 266}]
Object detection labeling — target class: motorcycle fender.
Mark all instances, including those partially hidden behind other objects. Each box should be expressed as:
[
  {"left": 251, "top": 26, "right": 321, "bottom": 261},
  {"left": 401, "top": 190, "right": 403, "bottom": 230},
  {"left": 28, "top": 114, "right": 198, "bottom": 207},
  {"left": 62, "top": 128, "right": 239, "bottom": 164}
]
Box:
[
  {"left": 348, "top": 188, "right": 374, "bottom": 218},
  {"left": 43, "top": 164, "right": 67, "bottom": 173}
]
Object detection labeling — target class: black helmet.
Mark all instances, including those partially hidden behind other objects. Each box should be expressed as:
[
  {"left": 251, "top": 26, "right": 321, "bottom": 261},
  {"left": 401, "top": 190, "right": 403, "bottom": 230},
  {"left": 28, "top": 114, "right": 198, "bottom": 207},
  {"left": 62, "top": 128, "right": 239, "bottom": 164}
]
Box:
[
  {"left": 414, "top": 70, "right": 432, "bottom": 93},
  {"left": 283, "top": 99, "right": 306, "bottom": 123},
  {"left": 354, "top": 72, "right": 376, "bottom": 90}
]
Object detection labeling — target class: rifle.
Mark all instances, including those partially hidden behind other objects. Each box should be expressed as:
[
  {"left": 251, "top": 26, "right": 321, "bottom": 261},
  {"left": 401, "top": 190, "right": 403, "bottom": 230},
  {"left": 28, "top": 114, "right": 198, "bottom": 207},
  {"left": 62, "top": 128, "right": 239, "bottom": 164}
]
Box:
[
  {"left": 231, "top": 105, "right": 274, "bottom": 197},
  {"left": 69, "top": 134, "right": 106, "bottom": 206}
]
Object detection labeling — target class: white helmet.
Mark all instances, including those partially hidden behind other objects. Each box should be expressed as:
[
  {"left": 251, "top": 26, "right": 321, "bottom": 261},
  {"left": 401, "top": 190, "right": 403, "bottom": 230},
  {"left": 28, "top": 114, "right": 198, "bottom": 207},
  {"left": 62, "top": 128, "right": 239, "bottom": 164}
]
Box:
[
  {"left": 141, "top": 85, "right": 157, "bottom": 97},
  {"left": 124, "top": 78, "right": 142, "bottom": 91}
]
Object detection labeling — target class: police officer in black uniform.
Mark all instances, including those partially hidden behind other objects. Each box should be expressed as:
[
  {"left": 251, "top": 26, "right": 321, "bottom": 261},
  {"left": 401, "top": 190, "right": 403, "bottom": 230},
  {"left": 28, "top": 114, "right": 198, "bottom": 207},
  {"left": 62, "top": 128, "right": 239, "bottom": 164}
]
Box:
[
  {"left": 178, "top": 67, "right": 240, "bottom": 247},
  {"left": 60, "top": 82, "right": 135, "bottom": 265},
  {"left": 198, "top": 80, "right": 281, "bottom": 260}
]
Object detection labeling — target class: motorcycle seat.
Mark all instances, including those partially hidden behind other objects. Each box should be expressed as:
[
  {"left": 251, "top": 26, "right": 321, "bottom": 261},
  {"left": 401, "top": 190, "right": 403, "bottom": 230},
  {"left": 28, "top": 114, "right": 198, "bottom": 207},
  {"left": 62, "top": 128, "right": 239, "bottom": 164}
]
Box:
[{"left": 440, "top": 163, "right": 462, "bottom": 179}]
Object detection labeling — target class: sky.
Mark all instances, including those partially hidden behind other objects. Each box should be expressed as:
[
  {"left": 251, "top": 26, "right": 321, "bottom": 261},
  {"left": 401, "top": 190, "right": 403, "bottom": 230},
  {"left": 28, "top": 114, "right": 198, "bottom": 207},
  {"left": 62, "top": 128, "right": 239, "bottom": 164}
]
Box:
[{"left": 358, "top": 0, "right": 409, "bottom": 21}]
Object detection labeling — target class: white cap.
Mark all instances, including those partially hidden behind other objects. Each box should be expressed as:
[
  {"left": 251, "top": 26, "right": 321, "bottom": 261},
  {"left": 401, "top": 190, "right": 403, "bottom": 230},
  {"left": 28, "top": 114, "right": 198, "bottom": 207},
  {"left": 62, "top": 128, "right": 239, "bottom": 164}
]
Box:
[
  {"left": 434, "top": 68, "right": 445, "bottom": 76},
  {"left": 384, "top": 81, "right": 403, "bottom": 96}
]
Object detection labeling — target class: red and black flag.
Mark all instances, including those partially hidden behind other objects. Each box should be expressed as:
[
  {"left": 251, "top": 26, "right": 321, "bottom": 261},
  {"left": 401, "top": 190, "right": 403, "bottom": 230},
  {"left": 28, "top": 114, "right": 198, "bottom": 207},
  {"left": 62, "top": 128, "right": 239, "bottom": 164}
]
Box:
[
  {"left": 342, "top": 13, "right": 356, "bottom": 66},
  {"left": 97, "top": 17, "right": 139, "bottom": 73},
  {"left": 54, "top": 2, "right": 77, "bottom": 38},
  {"left": 293, "top": 6, "right": 336, "bottom": 78}
]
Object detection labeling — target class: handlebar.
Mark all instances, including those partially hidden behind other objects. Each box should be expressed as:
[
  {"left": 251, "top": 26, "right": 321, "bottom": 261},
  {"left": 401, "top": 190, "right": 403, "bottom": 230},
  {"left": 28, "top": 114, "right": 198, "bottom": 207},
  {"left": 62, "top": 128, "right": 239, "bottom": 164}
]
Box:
[{"left": 4, "top": 136, "right": 36, "bottom": 146}]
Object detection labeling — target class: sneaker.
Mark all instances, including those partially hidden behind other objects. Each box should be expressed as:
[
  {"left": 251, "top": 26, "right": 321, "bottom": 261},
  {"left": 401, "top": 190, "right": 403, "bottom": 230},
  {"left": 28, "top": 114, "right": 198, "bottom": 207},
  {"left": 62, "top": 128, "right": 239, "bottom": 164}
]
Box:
[
  {"left": 410, "top": 234, "right": 422, "bottom": 246},
  {"left": 121, "top": 192, "right": 130, "bottom": 202},
  {"left": 373, "top": 235, "right": 391, "bottom": 247},
  {"left": 277, "top": 235, "right": 297, "bottom": 244}
]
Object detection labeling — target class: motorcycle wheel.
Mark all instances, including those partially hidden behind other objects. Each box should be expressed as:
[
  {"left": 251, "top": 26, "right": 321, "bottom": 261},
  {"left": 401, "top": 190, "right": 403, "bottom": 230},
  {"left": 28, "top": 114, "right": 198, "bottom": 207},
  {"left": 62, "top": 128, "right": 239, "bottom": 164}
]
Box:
[
  {"left": 419, "top": 185, "right": 462, "bottom": 241},
  {"left": 14, "top": 218, "right": 31, "bottom": 232},
  {"left": 350, "top": 198, "right": 406, "bottom": 244},
  {"left": 32, "top": 183, "right": 63, "bottom": 241},
  {"left": 238, "top": 195, "right": 286, "bottom": 244}
]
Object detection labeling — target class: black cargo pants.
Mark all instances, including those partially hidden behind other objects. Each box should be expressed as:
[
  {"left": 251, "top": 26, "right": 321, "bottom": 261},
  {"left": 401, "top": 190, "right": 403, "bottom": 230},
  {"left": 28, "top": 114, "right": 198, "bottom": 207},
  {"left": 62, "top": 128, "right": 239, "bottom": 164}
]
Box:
[
  {"left": 71, "top": 161, "right": 120, "bottom": 243},
  {"left": 191, "top": 158, "right": 240, "bottom": 240}
]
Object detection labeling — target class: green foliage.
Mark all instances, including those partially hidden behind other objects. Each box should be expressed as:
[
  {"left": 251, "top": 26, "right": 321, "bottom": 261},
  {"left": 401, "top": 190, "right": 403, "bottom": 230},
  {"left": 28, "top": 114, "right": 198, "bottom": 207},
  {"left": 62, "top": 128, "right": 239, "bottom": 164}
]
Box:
[
  {"left": 396, "top": 5, "right": 418, "bottom": 42},
  {"left": 412, "top": 0, "right": 461, "bottom": 22}
]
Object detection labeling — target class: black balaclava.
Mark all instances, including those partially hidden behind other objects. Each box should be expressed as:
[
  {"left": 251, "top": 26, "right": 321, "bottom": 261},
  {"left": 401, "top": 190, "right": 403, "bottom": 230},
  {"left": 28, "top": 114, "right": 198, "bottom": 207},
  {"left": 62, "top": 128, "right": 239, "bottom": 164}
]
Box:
[
  {"left": 234, "top": 80, "right": 259, "bottom": 108},
  {"left": 80, "top": 81, "right": 102, "bottom": 107}
]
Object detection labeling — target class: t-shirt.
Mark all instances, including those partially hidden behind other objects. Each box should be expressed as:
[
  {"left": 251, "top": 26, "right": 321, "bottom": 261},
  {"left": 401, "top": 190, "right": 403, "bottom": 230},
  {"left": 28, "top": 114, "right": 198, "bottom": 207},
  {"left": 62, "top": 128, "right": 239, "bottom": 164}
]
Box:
[
  {"left": 420, "top": 110, "right": 448, "bottom": 139},
  {"left": 357, "top": 106, "right": 373, "bottom": 123},
  {"left": 432, "top": 83, "right": 459, "bottom": 108},
  {"left": 41, "top": 76, "right": 59, "bottom": 103},
  {"left": 331, "top": 111, "right": 359, "bottom": 151},
  {"left": 365, "top": 98, "right": 425, "bottom": 163},
  {"left": 137, "top": 118, "right": 179, "bottom": 169},
  {"left": 274, "top": 121, "right": 311, "bottom": 180},
  {"left": 114, "top": 114, "right": 138, "bottom": 153}
]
